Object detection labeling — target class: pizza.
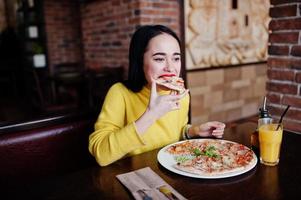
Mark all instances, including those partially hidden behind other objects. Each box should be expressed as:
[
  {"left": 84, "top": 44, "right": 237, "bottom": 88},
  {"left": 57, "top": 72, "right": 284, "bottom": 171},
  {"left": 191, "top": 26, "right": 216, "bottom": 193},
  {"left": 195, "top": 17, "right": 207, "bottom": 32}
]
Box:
[
  {"left": 156, "top": 74, "right": 185, "bottom": 94},
  {"left": 165, "top": 139, "right": 256, "bottom": 176}
]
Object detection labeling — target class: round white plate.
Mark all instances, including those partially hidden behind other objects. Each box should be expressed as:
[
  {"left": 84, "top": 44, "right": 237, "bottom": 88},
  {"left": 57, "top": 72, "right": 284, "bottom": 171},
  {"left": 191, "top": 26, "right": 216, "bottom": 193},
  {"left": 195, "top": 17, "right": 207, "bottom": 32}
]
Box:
[{"left": 157, "top": 139, "right": 257, "bottom": 179}]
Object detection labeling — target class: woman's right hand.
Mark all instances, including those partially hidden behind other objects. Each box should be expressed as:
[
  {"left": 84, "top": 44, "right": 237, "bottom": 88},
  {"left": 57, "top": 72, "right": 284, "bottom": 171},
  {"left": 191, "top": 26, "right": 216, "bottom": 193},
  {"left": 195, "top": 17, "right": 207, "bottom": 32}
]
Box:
[
  {"left": 147, "top": 79, "right": 188, "bottom": 120},
  {"left": 135, "top": 79, "right": 188, "bottom": 134}
]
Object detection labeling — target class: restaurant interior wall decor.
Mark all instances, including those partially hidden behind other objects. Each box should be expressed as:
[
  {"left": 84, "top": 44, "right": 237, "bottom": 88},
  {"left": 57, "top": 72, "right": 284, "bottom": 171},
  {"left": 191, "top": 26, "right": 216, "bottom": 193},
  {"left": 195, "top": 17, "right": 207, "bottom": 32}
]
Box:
[
  {"left": 185, "top": 0, "right": 270, "bottom": 70},
  {"left": 184, "top": 0, "right": 269, "bottom": 124}
]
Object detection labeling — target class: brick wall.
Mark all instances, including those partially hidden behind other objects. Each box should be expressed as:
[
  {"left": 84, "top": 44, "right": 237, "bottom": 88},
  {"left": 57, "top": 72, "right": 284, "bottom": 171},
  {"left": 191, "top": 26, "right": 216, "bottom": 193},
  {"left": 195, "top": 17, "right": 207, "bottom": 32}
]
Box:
[
  {"left": 32, "top": 0, "right": 180, "bottom": 73},
  {"left": 44, "top": 0, "right": 82, "bottom": 73},
  {"left": 187, "top": 63, "right": 267, "bottom": 125},
  {"left": 80, "top": 0, "right": 180, "bottom": 73},
  {"left": 267, "top": 0, "right": 301, "bottom": 133}
]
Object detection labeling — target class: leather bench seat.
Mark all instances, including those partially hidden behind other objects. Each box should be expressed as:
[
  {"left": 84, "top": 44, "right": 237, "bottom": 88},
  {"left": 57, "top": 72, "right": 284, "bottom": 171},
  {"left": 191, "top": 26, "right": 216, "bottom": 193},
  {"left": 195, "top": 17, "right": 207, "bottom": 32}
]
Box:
[{"left": 0, "top": 115, "right": 96, "bottom": 185}]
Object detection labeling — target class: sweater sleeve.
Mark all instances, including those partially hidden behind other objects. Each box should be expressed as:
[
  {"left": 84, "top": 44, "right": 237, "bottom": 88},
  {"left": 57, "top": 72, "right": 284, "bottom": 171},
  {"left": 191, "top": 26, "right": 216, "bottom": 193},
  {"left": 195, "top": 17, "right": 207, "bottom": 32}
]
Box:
[
  {"left": 180, "top": 94, "right": 190, "bottom": 140},
  {"left": 88, "top": 84, "right": 146, "bottom": 166}
]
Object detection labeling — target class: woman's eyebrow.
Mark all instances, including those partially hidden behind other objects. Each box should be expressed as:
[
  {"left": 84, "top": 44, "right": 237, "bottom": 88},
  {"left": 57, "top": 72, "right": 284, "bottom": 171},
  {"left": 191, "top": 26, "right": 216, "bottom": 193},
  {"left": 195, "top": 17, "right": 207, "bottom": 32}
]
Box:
[
  {"left": 152, "top": 52, "right": 181, "bottom": 56},
  {"left": 152, "top": 52, "right": 166, "bottom": 56}
]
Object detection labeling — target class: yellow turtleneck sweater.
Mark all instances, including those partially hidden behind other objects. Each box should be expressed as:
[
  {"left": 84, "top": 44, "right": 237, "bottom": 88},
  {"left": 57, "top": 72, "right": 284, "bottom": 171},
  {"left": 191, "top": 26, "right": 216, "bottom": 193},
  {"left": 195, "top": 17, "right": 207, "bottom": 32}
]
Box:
[{"left": 88, "top": 82, "right": 190, "bottom": 166}]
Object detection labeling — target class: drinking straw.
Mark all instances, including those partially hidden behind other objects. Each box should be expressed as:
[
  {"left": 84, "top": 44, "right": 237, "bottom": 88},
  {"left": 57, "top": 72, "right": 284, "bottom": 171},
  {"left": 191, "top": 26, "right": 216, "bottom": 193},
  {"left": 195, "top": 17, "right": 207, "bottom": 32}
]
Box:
[{"left": 276, "top": 105, "right": 291, "bottom": 130}]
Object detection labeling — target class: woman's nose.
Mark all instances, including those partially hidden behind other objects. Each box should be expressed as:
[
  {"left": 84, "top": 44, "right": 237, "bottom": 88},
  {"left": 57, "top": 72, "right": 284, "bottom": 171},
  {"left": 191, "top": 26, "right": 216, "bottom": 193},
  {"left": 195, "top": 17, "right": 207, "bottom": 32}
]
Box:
[
  {"left": 163, "top": 60, "right": 173, "bottom": 72},
  {"left": 163, "top": 66, "right": 172, "bottom": 72}
]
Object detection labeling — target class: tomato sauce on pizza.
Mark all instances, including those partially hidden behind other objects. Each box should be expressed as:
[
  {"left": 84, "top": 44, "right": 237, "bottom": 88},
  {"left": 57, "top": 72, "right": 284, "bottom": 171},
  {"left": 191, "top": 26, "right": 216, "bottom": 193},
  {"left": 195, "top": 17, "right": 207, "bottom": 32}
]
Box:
[
  {"left": 156, "top": 74, "right": 185, "bottom": 94},
  {"left": 166, "top": 139, "right": 256, "bottom": 176}
]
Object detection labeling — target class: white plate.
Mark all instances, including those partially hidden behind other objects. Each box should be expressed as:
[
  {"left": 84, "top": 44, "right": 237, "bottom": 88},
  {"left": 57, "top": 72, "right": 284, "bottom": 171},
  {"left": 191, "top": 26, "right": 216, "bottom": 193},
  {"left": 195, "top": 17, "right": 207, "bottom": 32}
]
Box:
[{"left": 157, "top": 139, "right": 258, "bottom": 179}]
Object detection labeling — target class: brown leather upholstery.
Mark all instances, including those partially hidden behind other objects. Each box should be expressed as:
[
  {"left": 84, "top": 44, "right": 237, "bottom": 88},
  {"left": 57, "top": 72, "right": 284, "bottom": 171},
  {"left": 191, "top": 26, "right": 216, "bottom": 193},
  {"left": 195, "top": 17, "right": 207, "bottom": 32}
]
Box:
[{"left": 0, "top": 118, "right": 96, "bottom": 184}]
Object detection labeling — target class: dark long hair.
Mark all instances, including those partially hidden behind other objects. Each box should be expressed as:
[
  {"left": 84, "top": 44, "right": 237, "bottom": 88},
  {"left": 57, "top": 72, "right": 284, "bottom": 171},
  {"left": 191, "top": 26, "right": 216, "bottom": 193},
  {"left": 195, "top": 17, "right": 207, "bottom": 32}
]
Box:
[{"left": 123, "top": 25, "right": 181, "bottom": 92}]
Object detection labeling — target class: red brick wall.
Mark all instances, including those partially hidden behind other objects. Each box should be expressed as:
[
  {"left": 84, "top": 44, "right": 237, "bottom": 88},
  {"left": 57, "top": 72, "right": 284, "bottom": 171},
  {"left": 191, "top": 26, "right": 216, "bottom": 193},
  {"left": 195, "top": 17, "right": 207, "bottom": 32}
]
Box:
[
  {"left": 267, "top": 0, "right": 301, "bottom": 132},
  {"left": 44, "top": 0, "right": 82, "bottom": 74},
  {"left": 80, "top": 0, "right": 181, "bottom": 73}
]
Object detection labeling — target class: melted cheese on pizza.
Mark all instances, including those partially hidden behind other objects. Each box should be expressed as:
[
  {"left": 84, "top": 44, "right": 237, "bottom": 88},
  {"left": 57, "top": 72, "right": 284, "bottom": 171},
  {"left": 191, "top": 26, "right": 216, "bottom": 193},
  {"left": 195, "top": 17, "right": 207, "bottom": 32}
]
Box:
[{"left": 166, "top": 140, "right": 255, "bottom": 175}]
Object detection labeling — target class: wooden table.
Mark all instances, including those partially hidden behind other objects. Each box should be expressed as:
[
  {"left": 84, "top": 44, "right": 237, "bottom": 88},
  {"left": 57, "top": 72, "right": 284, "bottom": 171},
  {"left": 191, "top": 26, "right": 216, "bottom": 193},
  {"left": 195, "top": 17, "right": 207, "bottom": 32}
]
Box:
[{"left": 3, "top": 122, "right": 301, "bottom": 200}]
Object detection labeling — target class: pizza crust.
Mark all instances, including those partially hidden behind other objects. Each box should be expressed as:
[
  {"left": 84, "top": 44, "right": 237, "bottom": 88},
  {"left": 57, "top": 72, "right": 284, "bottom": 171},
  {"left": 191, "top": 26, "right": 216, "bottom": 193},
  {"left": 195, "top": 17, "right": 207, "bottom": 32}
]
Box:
[
  {"left": 174, "top": 164, "right": 245, "bottom": 176},
  {"left": 155, "top": 76, "right": 186, "bottom": 94}
]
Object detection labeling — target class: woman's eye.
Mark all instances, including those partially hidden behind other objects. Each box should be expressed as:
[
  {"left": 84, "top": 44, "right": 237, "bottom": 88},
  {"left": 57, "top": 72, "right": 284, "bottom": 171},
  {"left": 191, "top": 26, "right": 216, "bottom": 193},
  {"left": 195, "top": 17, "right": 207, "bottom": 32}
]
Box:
[
  {"left": 154, "top": 58, "right": 165, "bottom": 62},
  {"left": 173, "top": 57, "right": 181, "bottom": 62}
]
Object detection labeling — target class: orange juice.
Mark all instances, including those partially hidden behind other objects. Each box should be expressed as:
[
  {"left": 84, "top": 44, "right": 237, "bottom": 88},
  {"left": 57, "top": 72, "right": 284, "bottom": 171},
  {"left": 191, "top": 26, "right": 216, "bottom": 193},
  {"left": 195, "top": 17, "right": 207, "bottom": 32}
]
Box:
[{"left": 259, "top": 124, "right": 283, "bottom": 166}]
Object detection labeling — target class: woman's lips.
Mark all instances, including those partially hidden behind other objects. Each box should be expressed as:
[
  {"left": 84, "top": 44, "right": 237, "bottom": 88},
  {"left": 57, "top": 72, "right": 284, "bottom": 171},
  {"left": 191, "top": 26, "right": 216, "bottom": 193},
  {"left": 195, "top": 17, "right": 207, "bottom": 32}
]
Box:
[{"left": 158, "top": 73, "right": 176, "bottom": 78}]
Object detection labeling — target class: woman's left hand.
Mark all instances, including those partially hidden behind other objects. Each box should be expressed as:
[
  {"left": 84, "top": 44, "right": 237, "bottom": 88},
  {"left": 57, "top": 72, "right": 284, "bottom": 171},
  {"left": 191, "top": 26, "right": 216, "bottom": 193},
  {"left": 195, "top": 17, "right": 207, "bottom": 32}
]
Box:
[{"left": 189, "top": 121, "right": 225, "bottom": 138}]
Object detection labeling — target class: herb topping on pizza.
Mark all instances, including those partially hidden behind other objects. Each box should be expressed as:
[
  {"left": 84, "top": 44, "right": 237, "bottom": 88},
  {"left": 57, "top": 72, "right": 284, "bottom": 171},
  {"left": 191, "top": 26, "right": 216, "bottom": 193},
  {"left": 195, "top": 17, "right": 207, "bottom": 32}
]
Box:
[{"left": 166, "top": 139, "right": 256, "bottom": 176}]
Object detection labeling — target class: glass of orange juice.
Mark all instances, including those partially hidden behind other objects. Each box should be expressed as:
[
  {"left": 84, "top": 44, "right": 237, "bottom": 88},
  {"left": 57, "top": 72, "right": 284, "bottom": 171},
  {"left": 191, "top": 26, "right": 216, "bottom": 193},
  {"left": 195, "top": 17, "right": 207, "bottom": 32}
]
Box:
[{"left": 258, "top": 123, "right": 283, "bottom": 166}]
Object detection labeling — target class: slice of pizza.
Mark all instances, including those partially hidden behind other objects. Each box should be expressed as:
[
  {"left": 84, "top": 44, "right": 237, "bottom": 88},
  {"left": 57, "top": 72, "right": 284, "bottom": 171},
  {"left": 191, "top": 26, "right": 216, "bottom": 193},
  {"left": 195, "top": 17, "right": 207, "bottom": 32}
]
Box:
[{"left": 156, "top": 74, "right": 186, "bottom": 94}]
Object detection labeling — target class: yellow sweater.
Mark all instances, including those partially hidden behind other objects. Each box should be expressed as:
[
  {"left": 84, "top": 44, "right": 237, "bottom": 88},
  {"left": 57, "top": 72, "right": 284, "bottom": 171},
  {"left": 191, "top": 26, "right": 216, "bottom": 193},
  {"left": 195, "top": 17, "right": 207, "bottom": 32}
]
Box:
[{"left": 89, "top": 82, "right": 190, "bottom": 166}]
